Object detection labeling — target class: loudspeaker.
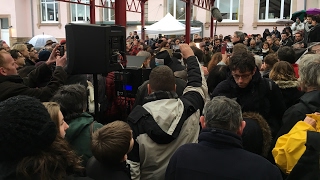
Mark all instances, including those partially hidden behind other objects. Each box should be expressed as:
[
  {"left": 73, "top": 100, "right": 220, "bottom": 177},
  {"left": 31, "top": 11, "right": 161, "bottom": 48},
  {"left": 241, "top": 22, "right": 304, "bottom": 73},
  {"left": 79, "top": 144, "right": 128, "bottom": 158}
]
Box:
[{"left": 65, "top": 24, "right": 126, "bottom": 74}]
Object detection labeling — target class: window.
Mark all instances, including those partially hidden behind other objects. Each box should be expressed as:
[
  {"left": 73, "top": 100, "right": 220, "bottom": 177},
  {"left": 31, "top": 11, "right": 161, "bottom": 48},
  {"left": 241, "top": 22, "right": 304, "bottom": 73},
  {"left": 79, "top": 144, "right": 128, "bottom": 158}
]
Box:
[
  {"left": 71, "top": 0, "right": 90, "bottom": 22},
  {"left": 102, "top": 0, "right": 115, "bottom": 21},
  {"left": 166, "top": 0, "right": 193, "bottom": 20},
  {"left": 214, "top": 0, "right": 239, "bottom": 21},
  {"left": 41, "top": 0, "right": 59, "bottom": 22},
  {"left": 259, "top": 0, "right": 291, "bottom": 21},
  {"left": 0, "top": 18, "right": 9, "bottom": 29}
]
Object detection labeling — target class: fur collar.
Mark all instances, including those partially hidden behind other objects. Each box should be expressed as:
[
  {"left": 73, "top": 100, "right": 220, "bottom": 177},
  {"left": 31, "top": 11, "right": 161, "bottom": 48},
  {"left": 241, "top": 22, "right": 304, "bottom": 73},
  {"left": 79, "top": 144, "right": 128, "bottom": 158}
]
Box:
[
  {"left": 274, "top": 80, "right": 299, "bottom": 89},
  {"left": 242, "top": 112, "right": 272, "bottom": 157}
]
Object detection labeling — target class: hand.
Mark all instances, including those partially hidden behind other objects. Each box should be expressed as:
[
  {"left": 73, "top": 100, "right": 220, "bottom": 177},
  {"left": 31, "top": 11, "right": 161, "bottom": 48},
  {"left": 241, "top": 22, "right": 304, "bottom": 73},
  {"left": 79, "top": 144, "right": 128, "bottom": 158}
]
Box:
[
  {"left": 46, "top": 45, "right": 61, "bottom": 66},
  {"left": 221, "top": 53, "right": 229, "bottom": 65},
  {"left": 202, "top": 66, "right": 209, "bottom": 76},
  {"left": 304, "top": 116, "right": 317, "bottom": 129},
  {"left": 179, "top": 44, "right": 195, "bottom": 59},
  {"left": 56, "top": 52, "right": 67, "bottom": 67}
]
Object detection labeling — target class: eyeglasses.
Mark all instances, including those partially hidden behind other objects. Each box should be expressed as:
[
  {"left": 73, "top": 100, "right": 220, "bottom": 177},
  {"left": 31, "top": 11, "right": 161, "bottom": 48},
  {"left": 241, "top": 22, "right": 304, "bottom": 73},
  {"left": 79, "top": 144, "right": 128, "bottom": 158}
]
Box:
[
  {"left": 311, "top": 48, "right": 320, "bottom": 54},
  {"left": 232, "top": 73, "right": 252, "bottom": 80}
]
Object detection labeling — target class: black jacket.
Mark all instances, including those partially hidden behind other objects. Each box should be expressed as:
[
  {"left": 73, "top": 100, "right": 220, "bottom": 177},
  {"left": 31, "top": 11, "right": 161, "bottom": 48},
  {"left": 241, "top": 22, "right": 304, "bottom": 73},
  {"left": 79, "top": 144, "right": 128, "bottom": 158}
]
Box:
[
  {"left": 0, "top": 63, "right": 67, "bottom": 102},
  {"left": 86, "top": 157, "right": 131, "bottom": 180},
  {"left": 165, "top": 128, "right": 282, "bottom": 180},
  {"left": 271, "top": 44, "right": 280, "bottom": 52},
  {"left": 276, "top": 90, "right": 320, "bottom": 141},
  {"left": 308, "top": 24, "right": 320, "bottom": 43},
  {"left": 25, "top": 58, "right": 36, "bottom": 66},
  {"left": 286, "top": 131, "right": 320, "bottom": 180},
  {"left": 271, "top": 30, "right": 281, "bottom": 39},
  {"left": 233, "top": 40, "right": 243, "bottom": 45},
  {"left": 280, "top": 38, "right": 294, "bottom": 47},
  {"left": 274, "top": 80, "right": 304, "bottom": 110},
  {"left": 212, "top": 71, "right": 286, "bottom": 137}
]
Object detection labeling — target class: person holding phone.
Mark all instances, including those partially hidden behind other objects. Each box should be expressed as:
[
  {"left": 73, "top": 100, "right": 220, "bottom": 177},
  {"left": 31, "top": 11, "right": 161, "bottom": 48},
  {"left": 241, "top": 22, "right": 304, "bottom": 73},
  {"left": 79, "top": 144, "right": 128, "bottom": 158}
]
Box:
[{"left": 0, "top": 45, "right": 67, "bottom": 102}]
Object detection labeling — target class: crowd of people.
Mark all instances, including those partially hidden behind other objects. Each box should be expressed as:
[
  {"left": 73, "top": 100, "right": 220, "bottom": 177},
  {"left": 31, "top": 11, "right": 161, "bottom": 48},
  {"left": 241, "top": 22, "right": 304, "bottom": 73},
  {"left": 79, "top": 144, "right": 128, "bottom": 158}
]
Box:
[{"left": 0, "top": 14, "right": 320, "bottom": 180}]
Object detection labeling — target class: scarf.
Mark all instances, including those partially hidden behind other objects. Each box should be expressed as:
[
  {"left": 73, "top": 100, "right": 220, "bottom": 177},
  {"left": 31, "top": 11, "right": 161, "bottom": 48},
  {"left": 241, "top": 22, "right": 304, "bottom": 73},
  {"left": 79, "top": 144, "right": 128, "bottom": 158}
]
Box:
[
  {"left": 305, "top": 23, "right": 313, "bottom": 32},
  {"left": 310, "top": 23, "right": 320, "bottom": 32},
  {"left": 144, "top": 91, "right": 178, "bottom": 104}
]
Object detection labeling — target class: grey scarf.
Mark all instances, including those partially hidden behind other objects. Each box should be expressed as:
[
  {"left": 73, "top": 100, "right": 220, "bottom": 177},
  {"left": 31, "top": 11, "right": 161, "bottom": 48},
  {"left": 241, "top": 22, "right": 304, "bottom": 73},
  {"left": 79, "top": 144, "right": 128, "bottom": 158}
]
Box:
[{"left": 305, "top": 23, "right": 312, "bottom": 33}]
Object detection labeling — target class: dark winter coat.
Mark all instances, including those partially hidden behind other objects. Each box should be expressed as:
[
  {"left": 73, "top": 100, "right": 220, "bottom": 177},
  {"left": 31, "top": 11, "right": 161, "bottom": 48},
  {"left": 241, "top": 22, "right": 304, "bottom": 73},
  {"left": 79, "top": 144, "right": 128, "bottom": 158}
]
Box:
[
  {"left": 165, "top": 128, "right": 282, "bottom": 180},
  {"left": 276, "top": 90, "right": 320, "bottom": 141},
  {"left": 212, "top": 71, "right": 286, "bottom": 137},
  {"left": 308, "top": 24, "right": 320, "bottom": 43},
  {"left": 270, "top": 44, "right": 280, "bottom": 52},
  {"left": 271, "top": 30, "right": 281, "bottom": 39},
  {"left": 274, "top": 80, "right": 304, "bottom": 110},
  {"left": 280, "top": 38, "right": 294, "bottom": 47},
  {"left": 286, "top": 131, "right": 320, "bottom": 180},
  {"left": 242, "top": 112, "right": 272, "bottom": 157},
  {"left": 24, "top": 58, "right": 36, "bottom": 66},
  {"left": 0, "top": 63, "right": 67, "bottom": 102},
  {"left": 86, "top": 157, "right": 131, "bottom": 180}
]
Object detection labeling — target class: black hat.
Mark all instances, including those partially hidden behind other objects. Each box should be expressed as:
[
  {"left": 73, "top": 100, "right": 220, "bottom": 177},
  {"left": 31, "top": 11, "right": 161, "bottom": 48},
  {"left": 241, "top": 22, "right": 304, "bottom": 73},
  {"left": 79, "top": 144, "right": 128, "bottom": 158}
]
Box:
[
  {"left": 38, "top": 50, "right": 51, "bottom": 61},
  {"left": 0, "top": 96, "right": 57, "bottom": 161}
]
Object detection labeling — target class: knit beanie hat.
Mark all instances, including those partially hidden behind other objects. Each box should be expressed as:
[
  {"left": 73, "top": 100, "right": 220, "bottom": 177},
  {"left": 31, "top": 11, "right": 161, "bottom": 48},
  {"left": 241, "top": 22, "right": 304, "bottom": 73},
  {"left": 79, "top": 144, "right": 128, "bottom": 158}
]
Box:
[{"left": 0, "top": 95, "right": 57, "bottom": 161}]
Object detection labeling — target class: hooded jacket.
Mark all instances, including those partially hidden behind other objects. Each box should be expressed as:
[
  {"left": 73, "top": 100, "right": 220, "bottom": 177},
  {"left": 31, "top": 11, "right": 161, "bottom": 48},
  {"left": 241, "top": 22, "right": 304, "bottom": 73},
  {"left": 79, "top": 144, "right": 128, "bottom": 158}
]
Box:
[
  {"left": 276, "top": 90, "right": 320, "bottom": 141},
  {"left": 127, "top": 55, "right": 208, "bottom": 180},
  {"left": 65, "top": 112, "right": 103, "bottom": 166},
  {"left": 242, "top": 112, "right": 272, "bottom": 157},
  {"left": 165, "top": 128, "right": 282, "bottom": 180},
  {"left": 212, "top": 70, "right": 286, "bottom": 138},
  {"left": 273, "top": 121, "right": 320, "bottom": 179},
  {"left": 274, "top": 80, "right": 304, "bottom": 109}
]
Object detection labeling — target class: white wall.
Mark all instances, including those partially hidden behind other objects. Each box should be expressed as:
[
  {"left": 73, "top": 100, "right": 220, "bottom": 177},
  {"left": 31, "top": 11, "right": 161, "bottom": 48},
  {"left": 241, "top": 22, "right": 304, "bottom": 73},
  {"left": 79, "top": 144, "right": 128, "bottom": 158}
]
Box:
[
  {"left": 0, "top": 0, "right": 17, "bottom": 37},
  {"left": 1, "top": 0, "right": 318, "bottom": 41}
]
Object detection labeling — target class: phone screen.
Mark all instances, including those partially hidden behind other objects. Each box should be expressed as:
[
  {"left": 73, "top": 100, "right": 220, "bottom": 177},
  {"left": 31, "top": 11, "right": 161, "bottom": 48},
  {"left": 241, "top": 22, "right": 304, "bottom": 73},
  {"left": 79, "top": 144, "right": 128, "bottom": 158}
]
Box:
[
  {"left": 59, "top": 46, "right": 65, "bottom": 56},
  {"left": 221, "top": 42, "right": 226, "bottom": 54}
]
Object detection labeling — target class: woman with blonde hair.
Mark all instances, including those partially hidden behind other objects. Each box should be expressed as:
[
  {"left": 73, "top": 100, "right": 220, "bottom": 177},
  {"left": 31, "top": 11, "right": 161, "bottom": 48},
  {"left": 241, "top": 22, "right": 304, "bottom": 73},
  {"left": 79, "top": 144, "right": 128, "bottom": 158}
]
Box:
[
  {"left": 43, "top": 102, "right": 69, "bottom": 138},
  {"left": 11, "top": 43, "right": 31, "bottom": 63},
  {"left": 136, "top": 51, "right": 152, "bottom": 69},
  {"left": 269, "top": 61, "right": 304, "bottom": 109}
]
